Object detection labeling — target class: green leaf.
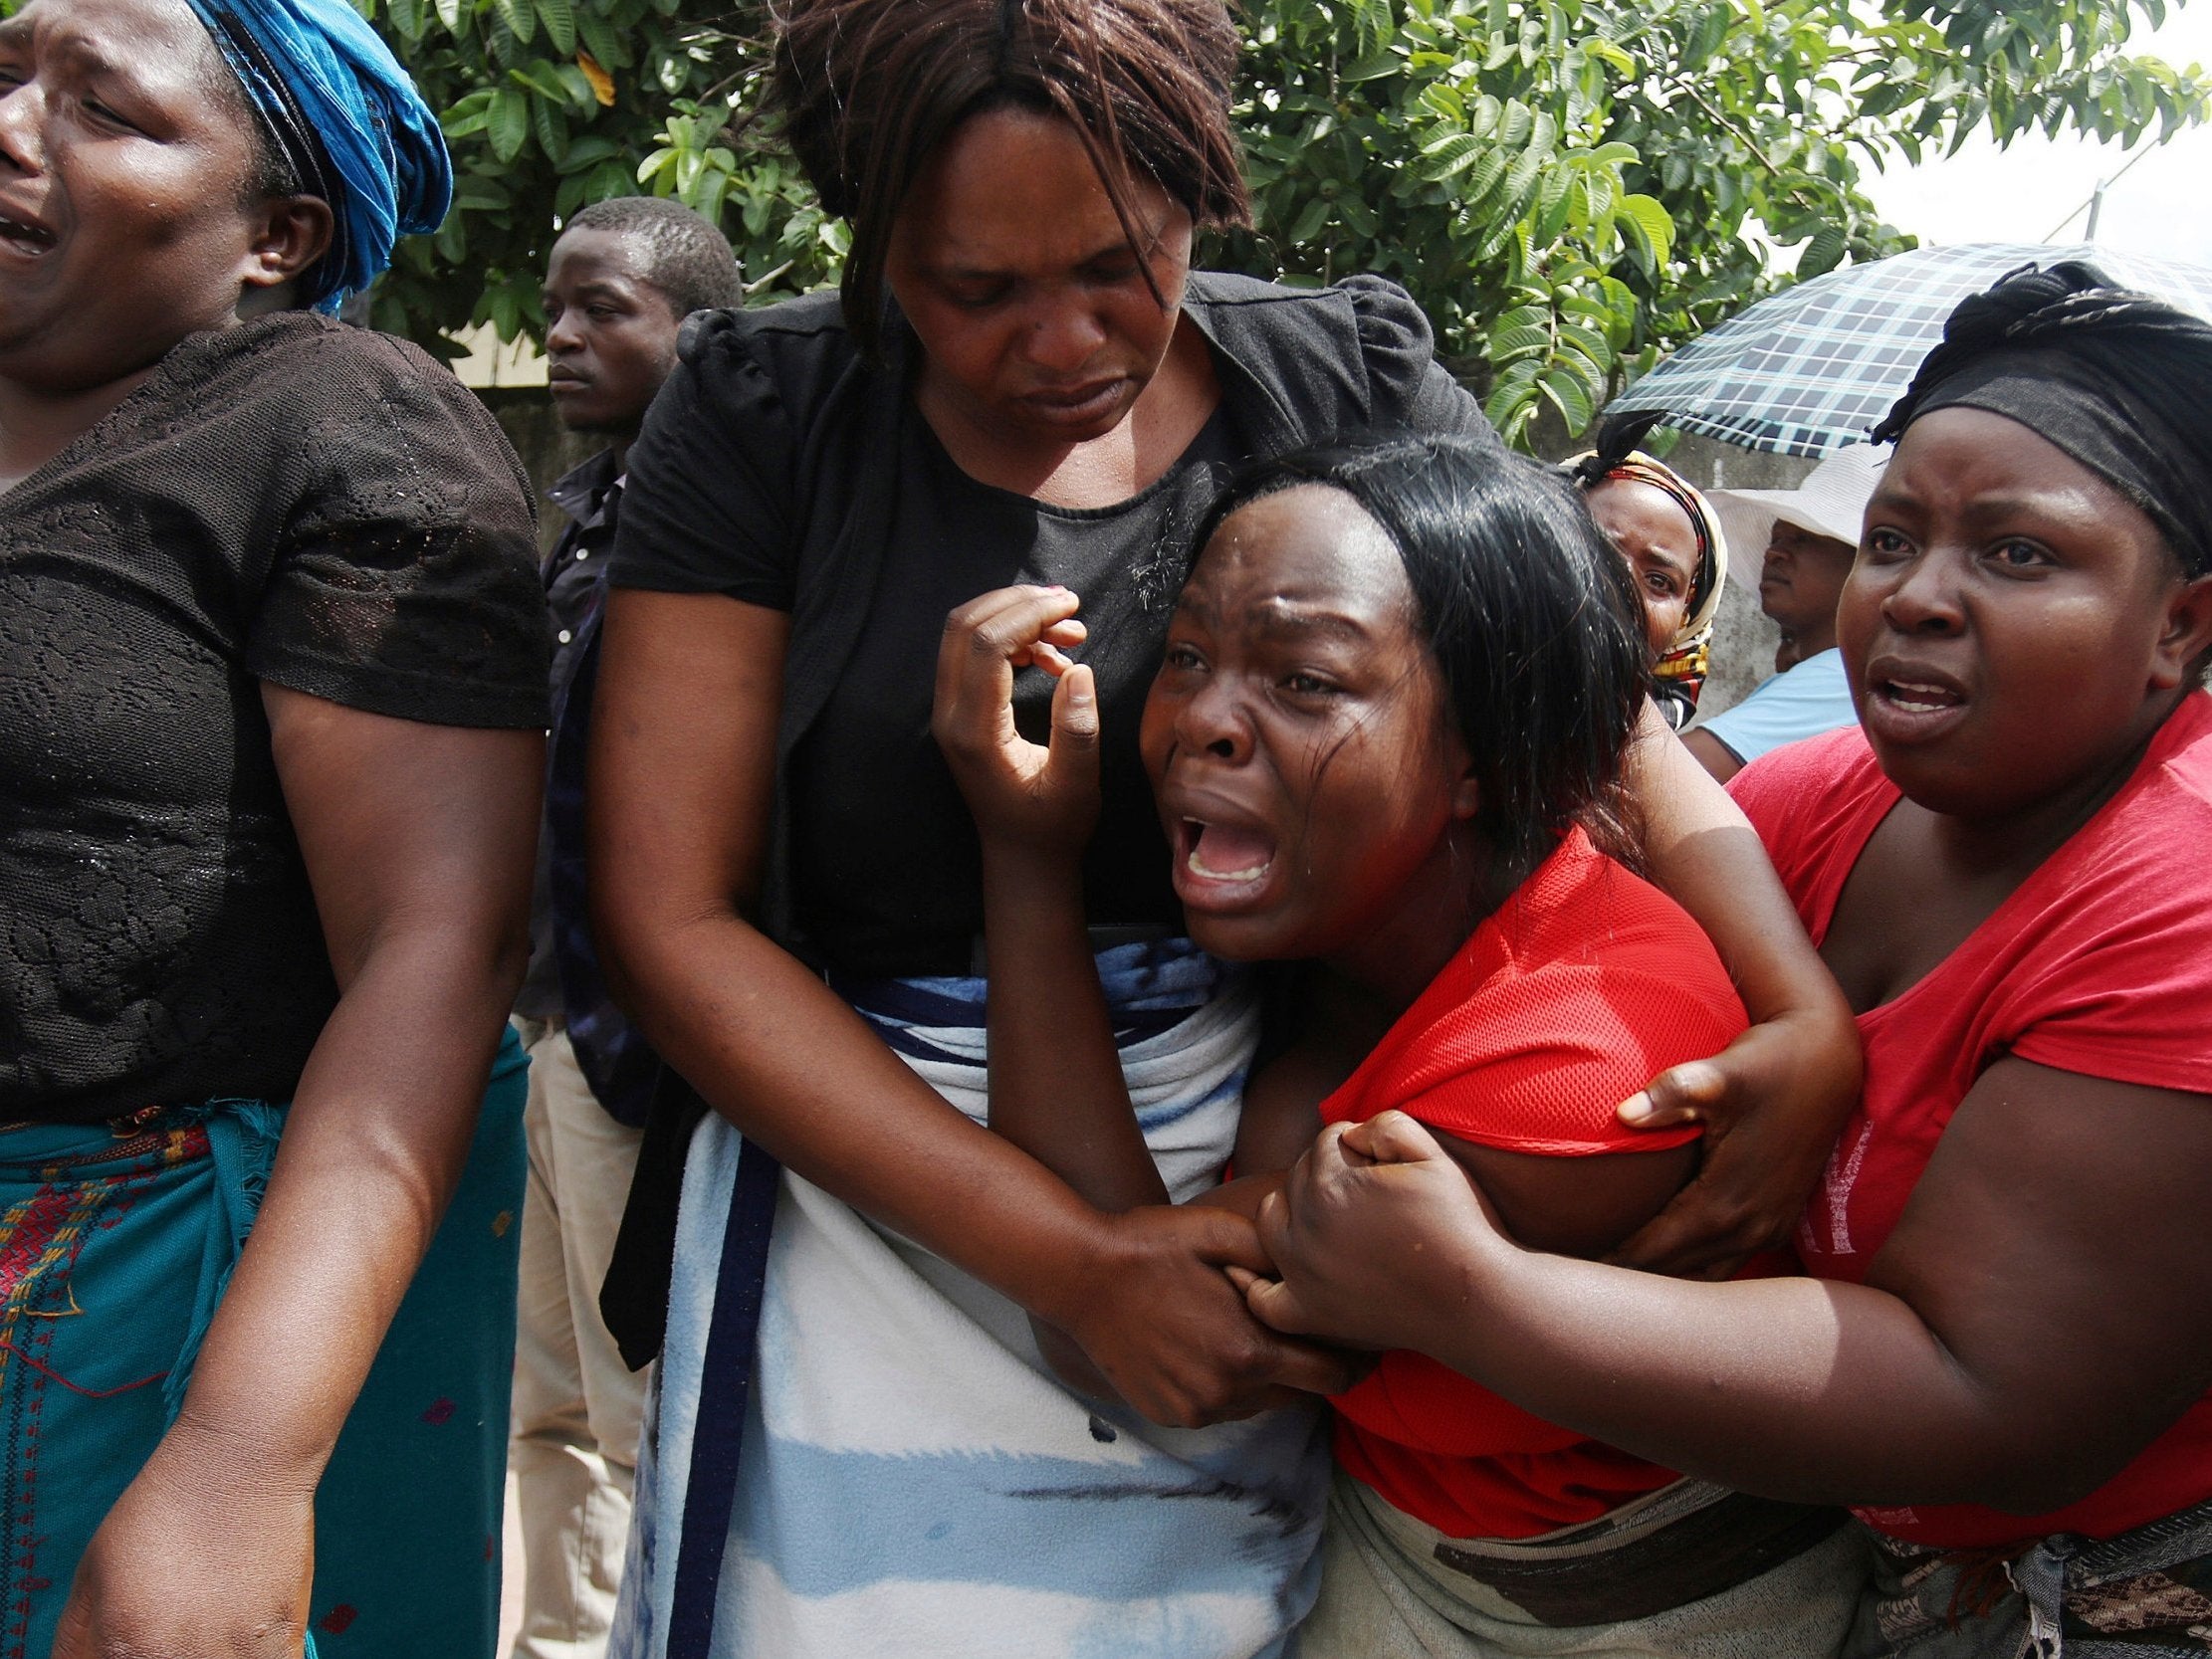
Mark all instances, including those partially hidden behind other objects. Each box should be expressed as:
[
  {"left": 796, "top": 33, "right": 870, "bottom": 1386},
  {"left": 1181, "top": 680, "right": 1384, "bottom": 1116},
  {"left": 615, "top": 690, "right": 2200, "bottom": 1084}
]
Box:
[
  {"left": 574, "top": 10, "right": 628, "bottom": 69},
  {"left": 536, "top": 0, "right": 575, "bottom": 57},
  {"left": 509, "top": 62, "right": 568, "bottom": 103},
  {"left": 1285, "top": 195, "right": 1332, "bottom": 244},
  {"left": 1341, "top": 46, "right": 1400, "bottom": 82},
  {"left": 489, "top": 282, "right": 524, "bottom": 342},
  {"left": 1538, "top": 364, "right": 1596, "bottom": 433},
  {"left": 1458, "top": 149, "right": 1510, "bottom": 213},
  {"left": 488, "top": 88, "right": 530, "bottom": 163},
  {"left": 452, "top": 177, "right": 513, "bottom": 211},
  {"left": 1482, "top": 358, "right": 1543, "bottom": 427},
  {"left": 493, "top": 0, "right": 535, "bottom": 46},
  {"left": 1798, "top": 224, "right": 1849, "bottom": 277},
  {"left": 556, "top": 135, "right": 620, "bottom": 174},
  {"left": 1487, "top": 323, "right": 1552, "bottom": 361},
  {"left": 1556, "top": 322, "right": 1614, "bottom": 370},
  {"left": 532, "top": 89, "right": 569, "bottom": 161},
  {"left": 1617, "top": 193, "right": 1675, "bottom": 270},
  {"left": 1586, "top": 37, "right": 1635, "bottom": 75},
  {"left": 1416, "top": 133, "right": 1488, "bottom": 181}
]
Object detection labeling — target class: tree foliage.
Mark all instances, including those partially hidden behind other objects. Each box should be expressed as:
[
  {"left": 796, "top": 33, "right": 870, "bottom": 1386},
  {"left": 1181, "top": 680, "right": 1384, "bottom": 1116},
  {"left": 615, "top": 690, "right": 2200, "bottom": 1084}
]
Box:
[
  {"left": 1220, "top": 0, "right": 2212, "bottom": 444},
  {"left": 345, "top": 0, "right": 845, "bottom": 341},
  {"left": 147, "top": 0, "right": 2212, "bottom": 446}
]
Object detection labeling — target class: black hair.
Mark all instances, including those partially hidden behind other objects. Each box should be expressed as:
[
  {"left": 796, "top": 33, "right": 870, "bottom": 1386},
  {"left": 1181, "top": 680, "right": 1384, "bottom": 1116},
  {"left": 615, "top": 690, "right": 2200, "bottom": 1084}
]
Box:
[
  {"left": 562, "top": 197, "right": 746, "bottom": 319},
  {"left": 766, "top": 0, "right": 1248, "bottom": 357},
  {"left": 1191, "top": 434, "right": 1650, "bottom": 890},
  {"left": 190, "top": 28, "right": 303, "bottom": 206}
]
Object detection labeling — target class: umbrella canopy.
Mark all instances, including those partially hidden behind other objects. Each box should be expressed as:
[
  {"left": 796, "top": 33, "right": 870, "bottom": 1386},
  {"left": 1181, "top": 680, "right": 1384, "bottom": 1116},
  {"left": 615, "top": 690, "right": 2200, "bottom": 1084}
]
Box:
[{"left": 1607, "top": 242, "right": 2212, "bottom": 458}]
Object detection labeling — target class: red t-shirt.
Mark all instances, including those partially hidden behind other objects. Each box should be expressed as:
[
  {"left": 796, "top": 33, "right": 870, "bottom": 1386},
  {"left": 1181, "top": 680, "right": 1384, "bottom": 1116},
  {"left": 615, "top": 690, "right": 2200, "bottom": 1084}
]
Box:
[
  {"left": 1323, "top": 828, "right": 1747, "bottom": 1540},
  {"left": 1731, "top": 695, "right": 2212, "bottom": 1548}
]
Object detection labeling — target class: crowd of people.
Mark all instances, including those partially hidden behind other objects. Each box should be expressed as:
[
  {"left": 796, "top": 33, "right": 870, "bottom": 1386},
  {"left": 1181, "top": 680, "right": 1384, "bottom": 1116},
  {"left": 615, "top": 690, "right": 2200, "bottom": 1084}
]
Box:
[{"left": 1, "top": 0, "right": 2208, "bottom": 1657}]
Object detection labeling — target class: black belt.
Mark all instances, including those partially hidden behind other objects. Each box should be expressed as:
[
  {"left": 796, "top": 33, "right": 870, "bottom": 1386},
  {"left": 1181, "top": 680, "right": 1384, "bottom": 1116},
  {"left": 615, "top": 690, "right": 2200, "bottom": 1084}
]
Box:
[{"left": 1433, "top": 1490, "right": 1853, "bottom": 1625}]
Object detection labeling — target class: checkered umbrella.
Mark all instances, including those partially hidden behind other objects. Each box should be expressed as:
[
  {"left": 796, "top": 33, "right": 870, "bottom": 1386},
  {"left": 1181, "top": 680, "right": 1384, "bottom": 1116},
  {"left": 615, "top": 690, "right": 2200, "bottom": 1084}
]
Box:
[{"left": 1606, "top": 242, "right": 2212, "bottom": 458}]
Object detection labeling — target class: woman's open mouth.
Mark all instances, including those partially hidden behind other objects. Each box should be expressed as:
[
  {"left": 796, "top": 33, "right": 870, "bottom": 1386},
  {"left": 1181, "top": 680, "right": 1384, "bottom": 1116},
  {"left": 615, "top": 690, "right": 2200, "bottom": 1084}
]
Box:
[
  {"left": 1864, "top": 664, "right": 1969, "bottom": 742},
  {"left": 1173, "top": 816, "right": 1277, "bottom": 908},
  {"left": 0, "top": 212, "right": 57, "bottom": 260}
]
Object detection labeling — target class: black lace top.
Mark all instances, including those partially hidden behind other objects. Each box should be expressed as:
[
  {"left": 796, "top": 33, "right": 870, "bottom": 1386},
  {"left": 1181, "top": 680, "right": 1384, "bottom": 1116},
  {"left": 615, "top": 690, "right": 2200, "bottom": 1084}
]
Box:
[{"left": 0, "top": 313, "right": 550, "bottom": 1122}]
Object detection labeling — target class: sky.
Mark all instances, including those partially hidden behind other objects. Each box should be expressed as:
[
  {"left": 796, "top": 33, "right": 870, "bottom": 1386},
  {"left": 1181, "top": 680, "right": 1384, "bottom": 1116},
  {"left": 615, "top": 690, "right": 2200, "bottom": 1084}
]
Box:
[{"left": 1864, "top": 4, "right": 2212, "bottom": 265}]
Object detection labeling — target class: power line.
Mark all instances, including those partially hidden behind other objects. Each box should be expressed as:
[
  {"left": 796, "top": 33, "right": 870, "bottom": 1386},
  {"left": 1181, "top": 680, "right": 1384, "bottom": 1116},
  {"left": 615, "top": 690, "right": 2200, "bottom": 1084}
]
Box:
[{"left": 2042, "top": 141, "right": 2159, "bottom": 241}]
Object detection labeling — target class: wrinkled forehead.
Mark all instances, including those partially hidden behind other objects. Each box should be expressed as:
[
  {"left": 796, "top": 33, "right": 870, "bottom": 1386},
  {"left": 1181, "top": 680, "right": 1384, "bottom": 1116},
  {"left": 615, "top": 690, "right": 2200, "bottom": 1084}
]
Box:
[
  {"left": 1184, "top": 484, "right": 1414, "bottom": 627},
  {"left": 3, "top": 0, "right": 220, "bottom": 67},
  {"left": 1588, "top": 476, "right": 1700, "bottom": 569}
]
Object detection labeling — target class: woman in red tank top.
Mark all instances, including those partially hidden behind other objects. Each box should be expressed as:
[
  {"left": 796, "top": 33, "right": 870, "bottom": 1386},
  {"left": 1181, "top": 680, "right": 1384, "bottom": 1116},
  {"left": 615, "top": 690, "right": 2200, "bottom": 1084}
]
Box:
[
  {"left": 1236, "top": 265, "right": 2212, "bottom": 1657},
  {"left": 931, "top": 435, "right": 1868, "bottom": 1655}
]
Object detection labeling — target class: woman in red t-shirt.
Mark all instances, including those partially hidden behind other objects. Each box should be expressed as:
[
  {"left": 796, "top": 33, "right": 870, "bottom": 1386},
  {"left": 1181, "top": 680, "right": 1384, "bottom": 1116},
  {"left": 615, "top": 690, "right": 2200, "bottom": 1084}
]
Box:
[
  {"left": 932, "top": 435, "right": 1868, "bottom": 1654},
  {"left": 1237, "top": 263, "right": 2212, "bottom": 1656}
]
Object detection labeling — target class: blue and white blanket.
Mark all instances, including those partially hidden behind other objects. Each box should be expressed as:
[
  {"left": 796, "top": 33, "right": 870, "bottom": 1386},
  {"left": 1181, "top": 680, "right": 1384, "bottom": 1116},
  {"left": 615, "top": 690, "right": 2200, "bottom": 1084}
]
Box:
[{"left": 610, "top": 941, "right": 1330, "bottom": 1659}]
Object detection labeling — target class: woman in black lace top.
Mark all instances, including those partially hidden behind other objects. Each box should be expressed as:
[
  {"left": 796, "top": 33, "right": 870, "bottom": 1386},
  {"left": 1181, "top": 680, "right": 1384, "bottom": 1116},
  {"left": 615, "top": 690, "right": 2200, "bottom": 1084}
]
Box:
[{"left": 0, "top": 1, "right": 547, "bottom": 1654}]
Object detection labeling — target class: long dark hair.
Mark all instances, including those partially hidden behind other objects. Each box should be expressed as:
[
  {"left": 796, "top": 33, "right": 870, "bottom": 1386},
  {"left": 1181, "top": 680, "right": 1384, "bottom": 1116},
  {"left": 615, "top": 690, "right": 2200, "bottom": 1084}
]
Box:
[
  {"left": 767, "top": 0, "right": 1249, "bottom": 355},
  {"left": 1192, "top": 435, "right": 1650, "bottom": 889}
]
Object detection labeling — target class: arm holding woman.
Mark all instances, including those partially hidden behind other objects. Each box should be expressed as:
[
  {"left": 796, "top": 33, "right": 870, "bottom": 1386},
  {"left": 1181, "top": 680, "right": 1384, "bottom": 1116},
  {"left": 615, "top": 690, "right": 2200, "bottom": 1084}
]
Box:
[
  {"left": 590, "top": 586, "right": 1347, "bottom": 1428},
  {"left": 1240, "top": 264, "right": 2212, "bottom": 1652}
]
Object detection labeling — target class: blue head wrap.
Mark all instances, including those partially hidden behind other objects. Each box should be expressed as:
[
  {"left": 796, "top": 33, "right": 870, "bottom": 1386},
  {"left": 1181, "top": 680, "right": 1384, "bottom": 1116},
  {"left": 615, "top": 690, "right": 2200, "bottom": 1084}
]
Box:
[{"left": 180, "top": 0, "right": 454, "bottom": 311}]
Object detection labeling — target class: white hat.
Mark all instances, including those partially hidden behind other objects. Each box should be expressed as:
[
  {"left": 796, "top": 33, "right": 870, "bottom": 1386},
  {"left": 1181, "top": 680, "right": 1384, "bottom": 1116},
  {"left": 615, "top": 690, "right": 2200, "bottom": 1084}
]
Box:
[{"left": 1706, "top": 442, "right": 1889, "bottom": 558}]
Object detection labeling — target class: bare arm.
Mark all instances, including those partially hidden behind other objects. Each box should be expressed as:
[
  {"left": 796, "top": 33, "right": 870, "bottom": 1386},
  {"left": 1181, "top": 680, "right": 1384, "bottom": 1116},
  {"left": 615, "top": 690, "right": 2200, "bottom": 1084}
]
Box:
[
  {"left": 589, "top": 587, "right": 1354, "bottom": 1425},
  {"left": 57, "top": 690, "right": 543, "bottom": 1658},
  {"left": 1248, "top": 1059, "right": 2212, "bottom": 1514},
  {"left": 1614, "top": 704, "right": 1861, "bottom": 1275},
  {"left": 931, "top": 586, "right": 1167, "bottom": 1213},
  {"left": 1679, "top": 726, "right": 1745, "bottom": 783}
]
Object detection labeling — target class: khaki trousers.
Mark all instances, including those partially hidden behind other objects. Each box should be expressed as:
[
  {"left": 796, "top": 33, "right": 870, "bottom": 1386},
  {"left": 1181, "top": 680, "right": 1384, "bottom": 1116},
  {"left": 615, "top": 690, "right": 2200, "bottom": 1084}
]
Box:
[{"left": 510, "top": 1026, "right": 648, "bottom": 1659}]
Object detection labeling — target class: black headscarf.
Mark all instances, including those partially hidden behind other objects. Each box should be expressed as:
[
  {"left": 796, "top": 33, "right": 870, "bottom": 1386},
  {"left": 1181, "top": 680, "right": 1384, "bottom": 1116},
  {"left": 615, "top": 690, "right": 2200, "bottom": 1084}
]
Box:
[{"left": 1872, "top": 262, "right": 2212, "bottom": 579}]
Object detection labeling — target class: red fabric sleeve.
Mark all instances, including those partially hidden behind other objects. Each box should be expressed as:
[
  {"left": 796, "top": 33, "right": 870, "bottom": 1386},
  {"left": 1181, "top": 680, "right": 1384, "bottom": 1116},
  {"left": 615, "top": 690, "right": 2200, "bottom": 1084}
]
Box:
[
  {"left": 1998, "top": 708, "right": 2212, "bottom": 1097},
  {"left": 1394, "top": 959, "right": 1737, "bottom": 1154},
  {"left": 1336, "top": 840, "right": 1747, "bottom": 1156}
]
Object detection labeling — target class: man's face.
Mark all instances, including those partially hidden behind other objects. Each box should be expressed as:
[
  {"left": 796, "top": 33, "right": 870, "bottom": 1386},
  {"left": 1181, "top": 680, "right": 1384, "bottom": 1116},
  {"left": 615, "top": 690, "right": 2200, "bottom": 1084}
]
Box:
[{"left": 543, "top": 226, "right": 682, "bottom": 437}]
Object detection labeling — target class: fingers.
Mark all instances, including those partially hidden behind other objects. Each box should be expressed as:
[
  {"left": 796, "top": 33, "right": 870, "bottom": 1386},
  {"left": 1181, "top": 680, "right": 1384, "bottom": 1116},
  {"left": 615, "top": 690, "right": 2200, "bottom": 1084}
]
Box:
[
  {"left": 1050, "top": 663, "right": 1100, "bottom": 750},
  {"left": 1618, "top": 1057, "right": 1729, "bottom": 1131},
  {"left": 932, "top": 585, "right": 1083, "bottom": 749},
  {"left": 1237, "top": 1270, "right": 1312, "bottom": 1336},
  {"left": 1256, "top": 1329, "right": 1364, "bottom": 1394},
  {"left": 1604, "top": 1171, "right": 1762, "bottom": 1279},
  {"left": 1180, "top": 1202, "right": 1277, "bottom": 1277},
  {"left": 1339, "top": 1110, "right": 1447, "bottom": 1165}
]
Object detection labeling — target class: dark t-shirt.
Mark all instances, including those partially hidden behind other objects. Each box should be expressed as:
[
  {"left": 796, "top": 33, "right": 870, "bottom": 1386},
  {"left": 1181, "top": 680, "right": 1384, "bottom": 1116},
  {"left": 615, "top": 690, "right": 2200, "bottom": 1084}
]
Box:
[
  {"left": 795, "top": 408, "right": 1245, "bottom": 973},
  {"left": 0, "top": 312, "right": 550, "bottom": 1122},
  {"left": 609, "top": 274, "right": 1487, "bottom": 977}
]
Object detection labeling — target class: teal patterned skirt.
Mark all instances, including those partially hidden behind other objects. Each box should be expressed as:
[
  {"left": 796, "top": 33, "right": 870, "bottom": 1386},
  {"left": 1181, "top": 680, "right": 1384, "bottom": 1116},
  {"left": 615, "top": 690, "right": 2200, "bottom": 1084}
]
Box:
[{"left": 0, "top": 1028, "right": 527, "bottom": 1659}]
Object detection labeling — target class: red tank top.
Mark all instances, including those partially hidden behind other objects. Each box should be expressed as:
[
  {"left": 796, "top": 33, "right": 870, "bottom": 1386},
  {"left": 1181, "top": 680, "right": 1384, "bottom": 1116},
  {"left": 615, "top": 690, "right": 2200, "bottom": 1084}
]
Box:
[
  {"left": 1732, "top": 698, "right": 2212, "bottom": 1548},
  {"left": 1322, "top": 829, "right": 1747, "bottom": 1540}
]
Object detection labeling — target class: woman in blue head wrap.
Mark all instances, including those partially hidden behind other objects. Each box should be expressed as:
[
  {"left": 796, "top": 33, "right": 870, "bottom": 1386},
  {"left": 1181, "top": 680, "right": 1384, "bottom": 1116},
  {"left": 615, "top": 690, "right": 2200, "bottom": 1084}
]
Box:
[{"left": 0, "top": 1, "right": 546, "bottom": 1655}]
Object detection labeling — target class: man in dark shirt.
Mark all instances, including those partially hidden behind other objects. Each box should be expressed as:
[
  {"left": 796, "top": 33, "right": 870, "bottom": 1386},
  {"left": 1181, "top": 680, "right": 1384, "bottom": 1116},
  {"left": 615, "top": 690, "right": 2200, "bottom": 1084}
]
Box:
[{"left": 509, "top": 196, "right": 741, "bottom": 1659}]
